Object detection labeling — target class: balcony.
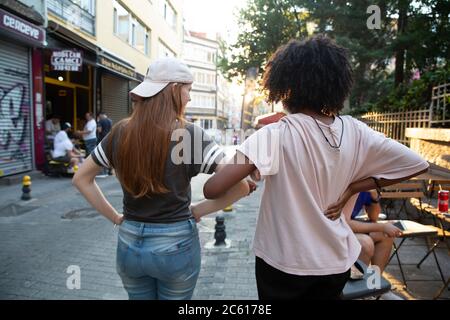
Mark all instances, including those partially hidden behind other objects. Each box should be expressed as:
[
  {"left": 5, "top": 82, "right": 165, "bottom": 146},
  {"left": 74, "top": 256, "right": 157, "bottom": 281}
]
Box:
[{"left": 48, "top": 0, "right": 95, "bottom": 36}]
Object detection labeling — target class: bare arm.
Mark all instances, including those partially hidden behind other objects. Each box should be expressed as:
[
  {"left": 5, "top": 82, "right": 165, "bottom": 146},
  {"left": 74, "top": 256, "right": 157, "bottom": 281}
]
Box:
[
  {"left": 203, "top": 152, "right": 256, "bottom": 199},
  {"left": 72, "top": 157, "right": 123, "bottom": 225},
  {"left": 325, "top": 168, "right": 429, "bottom": 219},
  {"left": 347, "top": 218, "right": 384, "bottom": 234},
  {"left": 68, "top": 149, "right": 83, "bottom": 158},
  {"left": 350, "top": 168, "right": 428, "bottom": 194},
  {"left": 191, "top": 161, "right": 256, "bottom": 221},
  {"left": 366, "top": 204, "right": 381, "bottom": 222},
  {"left": 346, "top": 218, "right": 402, "bottom": 237},
  {"left": 366, "top": 190, "right": 381, "bottom": 222}
]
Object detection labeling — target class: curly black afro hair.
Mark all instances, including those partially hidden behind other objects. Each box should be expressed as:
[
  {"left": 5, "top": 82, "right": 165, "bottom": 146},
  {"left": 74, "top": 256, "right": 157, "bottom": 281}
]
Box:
[{"left": 262, "top": 35, "right": 353, "bottom": 115}]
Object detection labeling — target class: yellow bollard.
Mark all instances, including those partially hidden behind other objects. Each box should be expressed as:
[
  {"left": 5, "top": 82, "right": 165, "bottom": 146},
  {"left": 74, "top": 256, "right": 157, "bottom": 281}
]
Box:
[
  {"left": 21, "top": 175, "right": 32, "bottom": 200},
  {"left": 223, "top": 205, "right": 233, "bottom": 212}
]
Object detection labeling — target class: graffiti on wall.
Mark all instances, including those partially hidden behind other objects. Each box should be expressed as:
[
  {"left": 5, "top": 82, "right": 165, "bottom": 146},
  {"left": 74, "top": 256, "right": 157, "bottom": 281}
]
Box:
[{"left": 0, "top": 84, "right": 29, "bottom": 165}]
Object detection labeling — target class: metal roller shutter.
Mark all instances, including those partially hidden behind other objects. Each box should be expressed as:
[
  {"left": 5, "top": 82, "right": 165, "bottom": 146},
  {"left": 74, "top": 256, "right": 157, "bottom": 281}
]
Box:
[
  {"left": 0, "top": 39, "right": 33, "bottom": 177},
  {"left": 101, "top": 73, "right": 129, "bottom": 125}
]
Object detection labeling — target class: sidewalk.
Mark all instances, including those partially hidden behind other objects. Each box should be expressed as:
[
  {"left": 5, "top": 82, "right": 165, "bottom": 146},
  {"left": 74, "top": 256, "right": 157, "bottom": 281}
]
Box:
[
  {"left": 0, "top": 171, "right": 448, "bottom": 299},
  {"left": 0, "top": 170, "right": 259, "bottom": 300},
  {"left": 191, "top": 174, "right": 260, "bottom": 300}
]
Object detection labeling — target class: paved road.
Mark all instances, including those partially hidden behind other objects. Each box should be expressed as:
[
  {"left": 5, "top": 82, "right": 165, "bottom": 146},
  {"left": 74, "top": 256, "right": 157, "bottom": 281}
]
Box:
[
  {"left": 0, "top": 166, "right": 260, "bottom": 300},
  {"left": 0, "top": 164, "right": 448, "bottom": 299}
]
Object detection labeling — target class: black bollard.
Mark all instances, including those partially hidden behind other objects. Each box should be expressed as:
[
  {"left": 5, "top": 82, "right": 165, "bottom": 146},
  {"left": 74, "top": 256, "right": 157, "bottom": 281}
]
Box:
[{"left": 214, "top": 215, "right": 226, "bottom": 246}]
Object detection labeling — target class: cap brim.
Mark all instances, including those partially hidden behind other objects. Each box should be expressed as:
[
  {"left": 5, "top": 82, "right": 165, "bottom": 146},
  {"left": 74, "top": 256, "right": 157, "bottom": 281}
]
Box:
[{"left": 130, "top": 81, "right": 169, "bottom": 98}]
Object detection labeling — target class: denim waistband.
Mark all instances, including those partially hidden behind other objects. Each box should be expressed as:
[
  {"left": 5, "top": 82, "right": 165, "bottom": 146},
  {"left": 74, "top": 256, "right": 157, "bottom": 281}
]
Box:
[{"left": 121, "top": 218, "right": 196, "bottom": 235}]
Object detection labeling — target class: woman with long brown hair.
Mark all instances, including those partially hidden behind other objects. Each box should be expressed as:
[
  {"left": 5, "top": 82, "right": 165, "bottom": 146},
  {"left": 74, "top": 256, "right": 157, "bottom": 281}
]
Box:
[{"left": 73, "top": 58, "right": 253, "bottom": 300}]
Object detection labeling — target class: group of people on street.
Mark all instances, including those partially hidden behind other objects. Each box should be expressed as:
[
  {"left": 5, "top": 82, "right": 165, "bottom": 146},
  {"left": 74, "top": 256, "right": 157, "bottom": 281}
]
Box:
[
  {"left": 73, "top": 35, "right": 429, "bottom": 300},
  {"left": 45, "top": 112, "right": 112, "bottom": 174}
]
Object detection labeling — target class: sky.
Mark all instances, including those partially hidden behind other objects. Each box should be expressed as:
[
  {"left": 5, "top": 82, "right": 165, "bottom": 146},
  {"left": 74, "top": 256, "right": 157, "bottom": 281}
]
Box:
[{"left": 182, "top": 0, "right": 244, "bottom": 42}]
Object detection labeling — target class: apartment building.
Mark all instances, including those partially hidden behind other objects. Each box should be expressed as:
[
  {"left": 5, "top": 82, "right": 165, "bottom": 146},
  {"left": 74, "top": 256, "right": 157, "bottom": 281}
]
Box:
[
  {"left": 0, "top": 0, "right": 184, "bottom": 176},
  {"left": 182, "top": 31, "right": 229, "bottom": 137}
]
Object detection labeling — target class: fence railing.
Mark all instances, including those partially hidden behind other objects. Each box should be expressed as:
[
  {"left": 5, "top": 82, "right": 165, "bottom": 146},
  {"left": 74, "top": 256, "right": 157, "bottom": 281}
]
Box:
[
  {"left": 360, "top": 110, "right": 431, "bottom": 145},
  {"left": 430, "top": 83, "right": 450, "bottom": 125},
  {"left": 360, "top": 83, "right": 449, "bottom": 145}
]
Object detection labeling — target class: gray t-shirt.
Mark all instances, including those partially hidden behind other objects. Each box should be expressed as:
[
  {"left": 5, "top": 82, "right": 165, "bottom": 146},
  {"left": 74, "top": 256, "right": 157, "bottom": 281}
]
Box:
[{"left": 91, "top": 122, "right": 224, "bottom": 223}]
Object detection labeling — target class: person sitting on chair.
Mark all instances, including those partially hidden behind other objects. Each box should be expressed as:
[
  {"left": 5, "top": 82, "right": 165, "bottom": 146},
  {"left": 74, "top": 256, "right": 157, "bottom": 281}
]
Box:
[
  {"left": 351, "top": 190, "right": 382, "bottom": 222},
  {"left": 45, "top": 114, "right": 61, "bottom": 142},
  {"left": 346, "top": 191, "right": 401, "bottom": 272},
  {"left": 52, "top": 122, "right": 83, "bottom": 169},
  {"left": 346, "top": 191, "right": 404, "bottom": 300}
]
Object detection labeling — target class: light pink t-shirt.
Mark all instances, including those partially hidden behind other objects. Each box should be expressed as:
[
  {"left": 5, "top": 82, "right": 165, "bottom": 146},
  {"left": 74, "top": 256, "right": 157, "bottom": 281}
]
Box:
[{"left": 237, "top": 113, "right": 429, "bottom": 276}]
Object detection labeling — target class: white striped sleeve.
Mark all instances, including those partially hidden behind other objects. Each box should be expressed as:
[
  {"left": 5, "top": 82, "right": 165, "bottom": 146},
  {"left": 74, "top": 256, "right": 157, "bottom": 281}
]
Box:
[
  {"left": 189, "top": 124, "right": 225, "bottom": 176},
  {"left": 200, "top": 144, "right": 224, "bottom": 174},
  {"left": 91, "top": 140, "right": 111, "bottom": 168}
]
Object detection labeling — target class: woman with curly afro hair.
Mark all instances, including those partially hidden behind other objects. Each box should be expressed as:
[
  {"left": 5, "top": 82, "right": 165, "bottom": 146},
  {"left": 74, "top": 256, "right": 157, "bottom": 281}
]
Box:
[{"left": 201, "top": 35, "right": 429, "bottom": 299}]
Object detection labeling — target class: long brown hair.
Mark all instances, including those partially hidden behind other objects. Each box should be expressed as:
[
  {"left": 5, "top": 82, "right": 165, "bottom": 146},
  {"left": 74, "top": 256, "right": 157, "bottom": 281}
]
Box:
[{"left": 109, "top": 83, "right": 186, "bottom": 198}]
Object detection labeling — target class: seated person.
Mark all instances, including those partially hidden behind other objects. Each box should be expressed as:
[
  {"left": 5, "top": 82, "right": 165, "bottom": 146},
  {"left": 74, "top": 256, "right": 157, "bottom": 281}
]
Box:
[
  {"left": 351, "top": 190, "right": 382, "bottom": 222},
  {"left": 52, "top": 122, "right": 84, "bottom": 169},
  {"left": 347, "top": 191, "right": 402, "bottom": 272},
  {"left": 346, "top": 191, "right": 404, "bottom": 300},
  {"left": 45, "top": 114, "right": 61, "bottom": 142}
]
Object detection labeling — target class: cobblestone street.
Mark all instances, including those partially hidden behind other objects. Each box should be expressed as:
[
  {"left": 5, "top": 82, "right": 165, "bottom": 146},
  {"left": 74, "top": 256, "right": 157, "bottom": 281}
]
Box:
[
  {"left": 0, "top": 172, "right": 448, "bottom": 300},
  {"left": 0, "top": 171, "right": 261, "bottom": 300}
]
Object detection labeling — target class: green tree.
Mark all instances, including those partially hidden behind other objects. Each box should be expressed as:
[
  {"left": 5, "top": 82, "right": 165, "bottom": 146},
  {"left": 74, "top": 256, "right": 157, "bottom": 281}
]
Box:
[
  {"left": 218, "top": 0, "right": 309, "bottom": 81},
  {"left": 221, "top": 0, "right": 450, "bottom": 113}
]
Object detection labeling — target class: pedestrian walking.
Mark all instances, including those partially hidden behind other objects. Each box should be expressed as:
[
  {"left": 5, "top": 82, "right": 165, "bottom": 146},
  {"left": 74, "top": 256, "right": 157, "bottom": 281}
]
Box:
[
  {"left": 77, "top": 112, "right": 97, "bottom": 156},
  {"left": 97, "top": 112, "right": 112, "bottom": 143},
  {"left": 73, "top": 57, "right": 255, "bottom": 300}
]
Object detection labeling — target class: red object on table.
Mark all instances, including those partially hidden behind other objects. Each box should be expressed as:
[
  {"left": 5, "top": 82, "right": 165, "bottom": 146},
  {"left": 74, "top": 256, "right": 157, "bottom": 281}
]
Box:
[{"left": 438, "top": 190, "right": 449, "bottom": 212}]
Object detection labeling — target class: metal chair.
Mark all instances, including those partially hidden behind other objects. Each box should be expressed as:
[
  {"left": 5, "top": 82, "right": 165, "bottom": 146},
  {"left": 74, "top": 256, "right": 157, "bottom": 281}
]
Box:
[
  {"left": 341, "top": 260, "right": 391, "bottom": 300},
  {"left": 427, "top": 179, "right": 450, "bottom": 198},
  {"left": 415, "top": 204, "right": 450, "bottom": 289},
  {"left": 380, "top": 181, "right": 426, "bottom": 220}
]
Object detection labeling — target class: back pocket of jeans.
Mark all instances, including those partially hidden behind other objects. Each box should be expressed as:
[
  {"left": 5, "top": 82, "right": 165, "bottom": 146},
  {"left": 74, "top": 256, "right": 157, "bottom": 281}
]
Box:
[
  {"left": 153, "top": 236, "right": 194, "bottom": 256},
  {"left": 152, "top": 236, "right": 199, "bottom": 281}
]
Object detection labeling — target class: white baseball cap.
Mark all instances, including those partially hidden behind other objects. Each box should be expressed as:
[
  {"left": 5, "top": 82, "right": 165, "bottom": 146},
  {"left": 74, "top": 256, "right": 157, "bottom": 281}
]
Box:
[{"left": 130, "top": 57, "right": 194, "bottom": 98}]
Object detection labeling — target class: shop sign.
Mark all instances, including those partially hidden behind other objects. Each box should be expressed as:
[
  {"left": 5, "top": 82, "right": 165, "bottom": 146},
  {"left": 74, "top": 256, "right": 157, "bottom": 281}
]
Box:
[
  {"left": 0, "top": 8, "right": 45, "bottom": 45},
  {"left": 99, "top": 56, "right": 135, "bottom": 78},
  {"left": 51, "top": 50, "right": 83, "bottom": 71}
]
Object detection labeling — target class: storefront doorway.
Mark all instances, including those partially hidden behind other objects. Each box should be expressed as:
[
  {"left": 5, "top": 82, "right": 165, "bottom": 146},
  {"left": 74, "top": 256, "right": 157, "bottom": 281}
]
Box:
[
  {"left": 45, "top": 83, "right": 74, "bottom": 125},
  {"left": 44, "top": 50, "right": 93, "bottom": 131}
]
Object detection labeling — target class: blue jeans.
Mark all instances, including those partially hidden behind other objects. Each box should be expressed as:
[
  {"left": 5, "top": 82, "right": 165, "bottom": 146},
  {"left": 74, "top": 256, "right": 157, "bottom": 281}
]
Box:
[
  {"left": 116, "top": 218, "right": 201, "bottom": 300},
  {"left": 84, "top": 138, "right": 97, "bottom": 156}
]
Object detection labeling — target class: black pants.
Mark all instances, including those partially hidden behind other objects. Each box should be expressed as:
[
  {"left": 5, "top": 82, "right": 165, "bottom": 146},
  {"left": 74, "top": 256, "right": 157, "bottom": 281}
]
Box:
[{"left": 255, "top": 257, "right": 350, "bottom": 300}]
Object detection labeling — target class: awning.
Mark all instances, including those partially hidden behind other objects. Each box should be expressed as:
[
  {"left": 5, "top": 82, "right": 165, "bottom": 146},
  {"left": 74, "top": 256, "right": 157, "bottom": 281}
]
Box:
[{"left": 97, "top": 47, "right": 141, "bottom": 81}]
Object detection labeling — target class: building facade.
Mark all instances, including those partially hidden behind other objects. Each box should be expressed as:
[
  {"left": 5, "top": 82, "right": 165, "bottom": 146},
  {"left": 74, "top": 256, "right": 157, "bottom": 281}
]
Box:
[
  {"left": 45, "top": 0, "right": 184, "bottom": 127},
  {"left": 0, "top": 0, "right": 46, "bottom": 177},
  {"left": 0, "top": 0, "right": 185, "bottom": 177},
  {"left": 182, "top": 31, "right": 229, "bottom": 139}
]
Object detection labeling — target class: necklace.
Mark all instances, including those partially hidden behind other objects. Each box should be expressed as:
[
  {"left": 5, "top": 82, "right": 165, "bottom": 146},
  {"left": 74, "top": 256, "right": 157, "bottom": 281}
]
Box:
[{"left": 312, "top": 115, "right": 344, "bottom": 149}]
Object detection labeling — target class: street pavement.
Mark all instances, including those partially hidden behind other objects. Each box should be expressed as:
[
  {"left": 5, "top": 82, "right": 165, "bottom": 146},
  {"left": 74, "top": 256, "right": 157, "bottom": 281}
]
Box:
[
  {"left": 0, "top": 168, "right": 260, "bottom": 300},
  {"left": 0, "top": 169, "right": 448, "bottom": 300}
]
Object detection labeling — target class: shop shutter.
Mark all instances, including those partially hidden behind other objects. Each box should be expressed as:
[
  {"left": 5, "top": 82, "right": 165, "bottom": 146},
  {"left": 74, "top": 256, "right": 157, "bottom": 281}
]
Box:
[
  {"left": 0, "top": 39, "right": 33, "bottom": 177},
  {"left": 101, "top": 73, "right": 129, "bottom": 125}
]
